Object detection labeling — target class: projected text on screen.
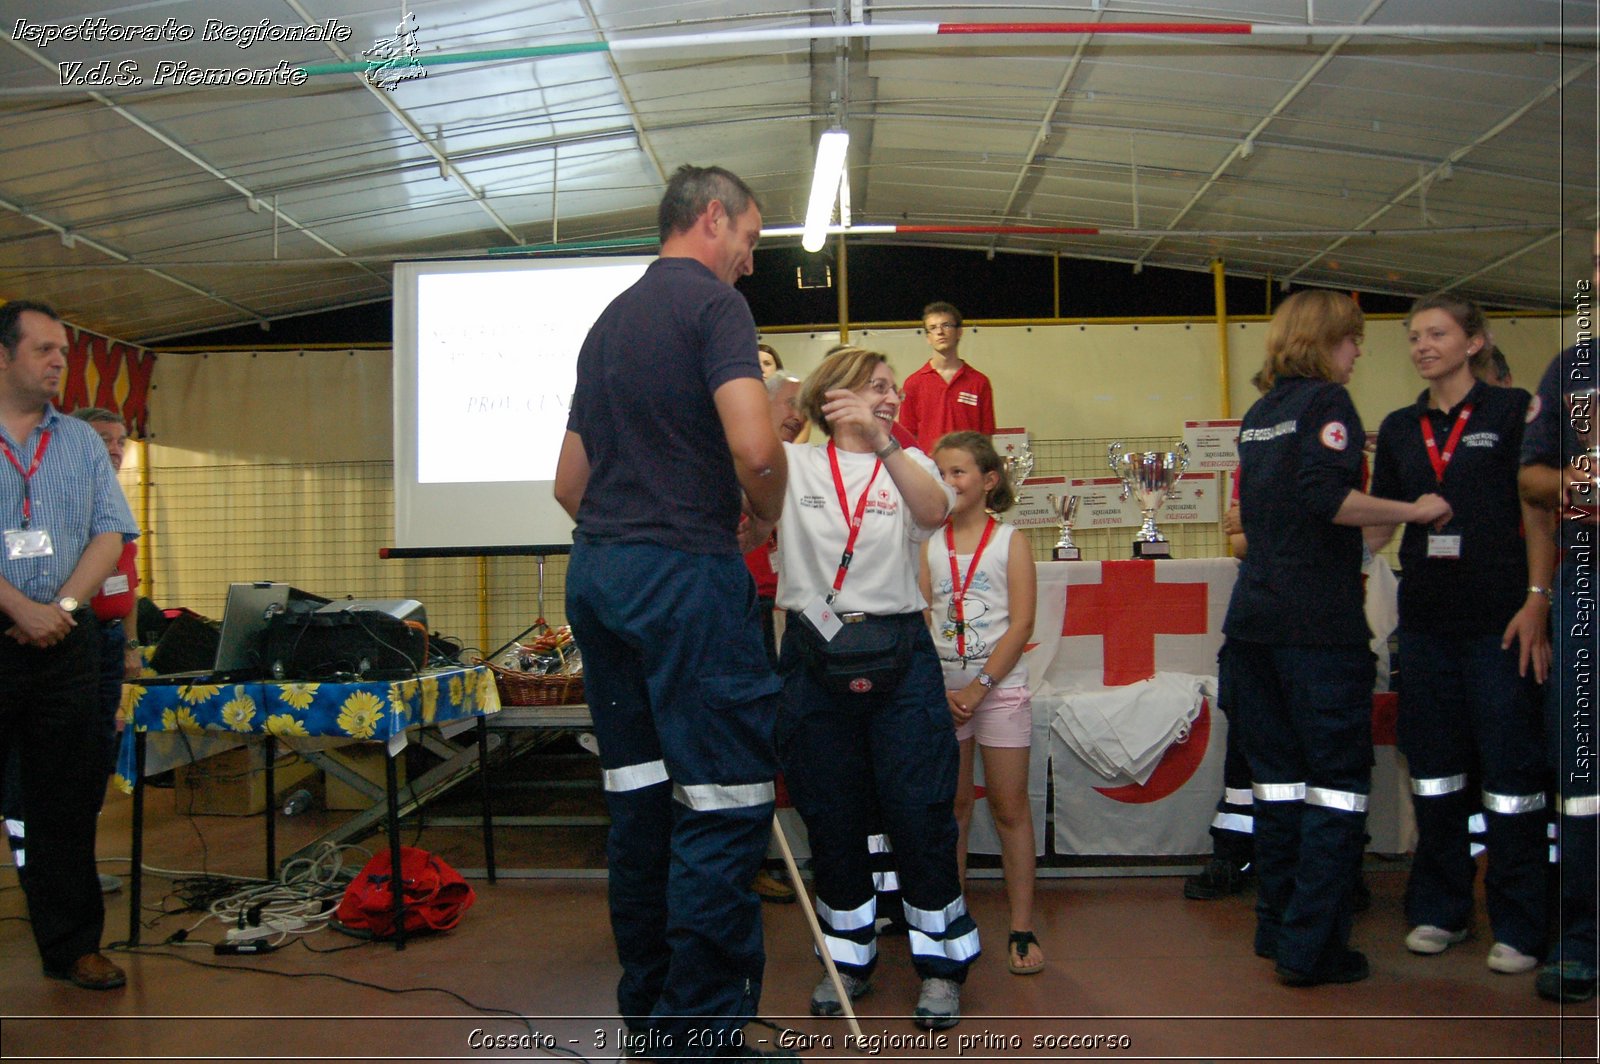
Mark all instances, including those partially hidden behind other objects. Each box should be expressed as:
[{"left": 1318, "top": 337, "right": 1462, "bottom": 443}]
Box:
[{"left": 415, "top": 263, "right": 648, "bottom": 484}]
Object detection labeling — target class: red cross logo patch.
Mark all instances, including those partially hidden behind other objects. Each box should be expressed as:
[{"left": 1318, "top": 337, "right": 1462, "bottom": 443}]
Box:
[{"left": 1320, "top": 421, "right": 1349, "bottom": 450}]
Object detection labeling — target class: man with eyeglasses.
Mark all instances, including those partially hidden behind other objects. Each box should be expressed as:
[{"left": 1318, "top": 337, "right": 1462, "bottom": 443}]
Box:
[{"left": 897, "top": 302, "right": 996, "bottom": 455}]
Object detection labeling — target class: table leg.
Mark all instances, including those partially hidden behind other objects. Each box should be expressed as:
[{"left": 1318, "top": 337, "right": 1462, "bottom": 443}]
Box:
[
  {"left": 385, "top": 748, "right": 405, "bottom": 950},
  {"left": 264, "top": 735, "right": 277, "bottom": 880},
  {"left": 127, "top": 731, "right": 147, "bottom": 947},
  {"left": 477, "top": 718, "right": 496, "bottom": 882}
]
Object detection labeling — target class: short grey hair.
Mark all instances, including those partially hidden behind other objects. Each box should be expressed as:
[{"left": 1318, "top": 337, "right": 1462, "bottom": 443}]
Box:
[{"left": 70, "top": 406, "right": 124, "bottom": 426}]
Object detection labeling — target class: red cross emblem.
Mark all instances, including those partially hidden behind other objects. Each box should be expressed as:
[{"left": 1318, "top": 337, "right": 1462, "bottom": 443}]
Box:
[
  {"left": 1320, "top": 421, "right": 1348, "bottom": 450},
  {"left": 1061, "top": 561, "right": 1209, "bottom": 687}
]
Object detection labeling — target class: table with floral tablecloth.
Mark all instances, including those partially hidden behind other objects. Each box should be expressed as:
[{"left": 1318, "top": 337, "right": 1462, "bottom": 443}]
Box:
[{"left": 115, "top": 666, "right": 501, "bottom": 791}]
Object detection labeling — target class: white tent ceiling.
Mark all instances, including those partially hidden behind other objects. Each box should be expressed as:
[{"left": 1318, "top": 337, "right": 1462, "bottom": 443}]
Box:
[{"left": 0, "top": 1, "right": 1595, "bottom": 343}]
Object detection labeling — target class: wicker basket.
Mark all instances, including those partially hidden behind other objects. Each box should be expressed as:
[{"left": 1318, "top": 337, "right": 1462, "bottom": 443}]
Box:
[{"left": 484, "top": 659, "right": 585, "bottom": 706}]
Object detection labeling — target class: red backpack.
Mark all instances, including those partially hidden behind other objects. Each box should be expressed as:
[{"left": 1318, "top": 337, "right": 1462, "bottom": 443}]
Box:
[{"left": 333, "top": 847, "right": 475, "bottom": 939}]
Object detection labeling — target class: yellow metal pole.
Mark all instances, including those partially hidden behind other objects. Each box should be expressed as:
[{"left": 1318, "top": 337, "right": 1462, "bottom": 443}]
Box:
[
  {"left": 1212, "top": 258, "right": 1236, "bottom": 559},
  {"left": 137, "top": 438, "right": 153, "bottom": 601},
  {"left": 478, "top": 556, "right": 490, "bottom": 656},
  {"left": 1053, "top": 253, "right": 1061, "bottom": 320},
  {"left": 836, "top": 235, "right": 849, "bottom": 345},
  {"left": 1212, "top": 258, "right": 1231, "bottom": 419}
]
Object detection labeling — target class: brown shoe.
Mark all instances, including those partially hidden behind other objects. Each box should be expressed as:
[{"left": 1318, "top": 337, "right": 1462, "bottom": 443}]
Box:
[
  {"left": 46, "top": 952, "right": 126, "bottom": 990},
  {"left": 752, "top": 869, "right": 796, "bottom": 904}
]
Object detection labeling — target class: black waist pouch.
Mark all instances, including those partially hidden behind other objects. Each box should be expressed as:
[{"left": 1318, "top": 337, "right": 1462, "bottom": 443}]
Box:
[{"left": 793, "top": 613, "right": 913, "bottom": 696}]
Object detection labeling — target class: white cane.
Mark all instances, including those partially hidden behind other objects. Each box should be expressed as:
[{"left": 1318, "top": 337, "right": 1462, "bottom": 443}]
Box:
[{"left": 770, "top": 812, "right": 864, "bottom": 1041}]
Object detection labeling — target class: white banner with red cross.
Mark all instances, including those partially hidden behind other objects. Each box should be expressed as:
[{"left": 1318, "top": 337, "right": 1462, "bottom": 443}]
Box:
[
  {"left": 1044, "top": 558, "right": 1234, "bottom": 855},
  {"left": 966, "top": 556, "right": 1408, "bottom": 857},
  {"left": 967, "top": 558, "right": 1230, "bottom": 855}
]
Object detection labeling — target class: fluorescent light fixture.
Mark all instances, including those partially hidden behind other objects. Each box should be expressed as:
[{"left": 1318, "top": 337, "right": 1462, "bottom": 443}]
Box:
[{"left": 802, "top": 128, "right": 849, "bottom": 252}]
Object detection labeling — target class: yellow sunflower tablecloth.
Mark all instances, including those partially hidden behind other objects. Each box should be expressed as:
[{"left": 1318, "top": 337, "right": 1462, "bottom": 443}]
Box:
[{"left": 114, "top": 666, "right": 501, "bottom": 794}]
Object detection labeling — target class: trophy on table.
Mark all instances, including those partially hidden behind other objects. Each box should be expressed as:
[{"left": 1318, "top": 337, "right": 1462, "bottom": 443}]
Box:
[
  {"left": 1046, "top": 492, "right": 1081, "bottom": 561},
  {"left": 1108, "top": 441, "right": 1190, "bottom": 558},
  {"left": 1567, "top": 387, "right": 1599, "bottom": 517},
  {"left": 1002, "top": 445, "right": 1035, "bottom": 488}
]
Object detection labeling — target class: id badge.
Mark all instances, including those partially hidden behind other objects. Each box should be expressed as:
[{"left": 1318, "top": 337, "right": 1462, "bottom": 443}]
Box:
[
  {"left": 101, "top": 573, "right": 130, "bottom": 596},
  {"left": 1426, "top": 533, "right": 1462, "bottom": 559},
  {"left": 802, "top": 596, "right": 844, "bottom": 642},
  {"left": 4, "top": 527, "right": 53, "bottom": 560}
]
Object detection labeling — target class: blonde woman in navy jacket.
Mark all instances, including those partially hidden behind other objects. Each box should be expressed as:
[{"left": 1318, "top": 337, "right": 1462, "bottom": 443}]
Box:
[{"left": 1221, "top": 290, "right": 1451, "bottom": 987}]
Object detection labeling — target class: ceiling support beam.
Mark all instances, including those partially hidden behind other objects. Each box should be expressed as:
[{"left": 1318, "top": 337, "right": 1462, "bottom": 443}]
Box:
[
  {"left": 1284, "top": 59, "right": 1597, "bottom": 282},
  {"left": 0, "top": 193, "right": 269, "bottom": 325},
  {"left": 1441, "top": 213, "right": 1599, "bottom": 293},
  {"left": 985, "top": 7, "right": 1104, "bottom": 256},
  {"left": 283, "top": 0, "right": 522, "bottom": 246},
  {"left": 578, "top": 0, "right": 667, "bottom": 190},
  {"left": 1132, "top": 0, "right": 1387, "bottom": 271}
]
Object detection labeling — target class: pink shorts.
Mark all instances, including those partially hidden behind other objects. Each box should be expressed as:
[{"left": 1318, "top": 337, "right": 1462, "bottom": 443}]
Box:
[{"left": 954, "top": 684, "right": 1033, "bottom": 747}]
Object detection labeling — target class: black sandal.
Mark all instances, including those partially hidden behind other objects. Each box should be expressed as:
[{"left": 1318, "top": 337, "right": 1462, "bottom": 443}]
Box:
[{"left": 1007, "top": 930, "right": 1045, "bottom": 975}]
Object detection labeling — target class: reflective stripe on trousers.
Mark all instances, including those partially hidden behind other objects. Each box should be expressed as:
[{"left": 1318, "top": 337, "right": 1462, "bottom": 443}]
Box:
[{"left": 603, "top": 760, "right": 669, "bottom": 793}]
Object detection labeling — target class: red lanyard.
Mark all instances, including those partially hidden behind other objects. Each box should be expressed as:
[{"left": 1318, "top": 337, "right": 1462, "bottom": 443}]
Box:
[
  {"left": 1419, "top": 404, "right": 1472, "bottom": 484},
  {"left": 944, "top": 516, "right": 996, "bottom": 658},
  {"left": 1, "top": 430, "right": 50, "bottom": 529},
  {"left": 826, "top": 441, "right": 881, "bottom": 602}
]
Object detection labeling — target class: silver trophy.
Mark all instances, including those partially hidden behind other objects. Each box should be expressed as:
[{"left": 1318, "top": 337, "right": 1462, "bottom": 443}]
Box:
[
  {"left": 1002, "top": 445, "right": 1035, "bottom": 487},
  {"left": 1046, "top": 492, "right": 1081, "bottom": 561},
  {"left": 1108, "top": 441, "right": 1190, "bottom": 558},
  {"left": 1567, "top": 388, "right": 1599, "bottom": 516}
]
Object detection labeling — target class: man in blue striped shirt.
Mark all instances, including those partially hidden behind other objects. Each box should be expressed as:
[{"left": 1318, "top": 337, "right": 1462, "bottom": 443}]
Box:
[{"left": 0, "top": 300, "right": 138, "bottom": 991}]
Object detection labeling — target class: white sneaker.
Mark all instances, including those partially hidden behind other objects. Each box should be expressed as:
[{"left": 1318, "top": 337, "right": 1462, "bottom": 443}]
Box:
[
  {"left": 1487, "top": 942, "right": 1538, "bottom": 974},
  {"left": 809, "top": 972, "right": 869, "bottom": 1017},
  {"left": 1405, "top": 924, "right": 1468, "bottom": 955},
  {"left": 914, "top": 977, "right": 961, "bottom": 1030}
]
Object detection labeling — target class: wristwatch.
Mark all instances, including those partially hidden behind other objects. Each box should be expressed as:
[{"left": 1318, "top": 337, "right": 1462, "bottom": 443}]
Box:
[
  {"left": 56, "top": 596, "right": 79, "bottom": 613},
  {"left": 125, "top": 638, "right": 140, "bottom": 650},
  {"left": 976, "top": 672, "right": 996, "bottom": 690}
]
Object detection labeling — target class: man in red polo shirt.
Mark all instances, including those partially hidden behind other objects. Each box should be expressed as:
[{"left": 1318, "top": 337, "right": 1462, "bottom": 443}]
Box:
[{"left": 898, "top": 302, "right": 996, "bottom": 454}]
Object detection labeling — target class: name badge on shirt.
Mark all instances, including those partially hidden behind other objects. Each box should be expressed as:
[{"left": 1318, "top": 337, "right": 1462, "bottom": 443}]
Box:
[
  {"left": 1426, "top": 533, "right": 1462, "bottom": 559},
  {"left": 101, "top": 573, "right": 130, "bottom": 596},
  {"left": 802, "top": 596, "right": 844, "bottom": 642},
  {"left": 4, "top": 528, "right": 53, "bottom": 560}
]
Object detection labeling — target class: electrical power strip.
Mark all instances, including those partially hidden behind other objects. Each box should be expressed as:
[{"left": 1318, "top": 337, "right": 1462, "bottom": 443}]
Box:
[{"left": 225, "top": 917, "right": 306, "bottom": 942}]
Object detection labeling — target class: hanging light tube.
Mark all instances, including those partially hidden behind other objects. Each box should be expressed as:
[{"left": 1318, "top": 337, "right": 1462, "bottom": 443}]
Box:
[{"left": 802, "top": 129, "right": 849, "bottom": 253}]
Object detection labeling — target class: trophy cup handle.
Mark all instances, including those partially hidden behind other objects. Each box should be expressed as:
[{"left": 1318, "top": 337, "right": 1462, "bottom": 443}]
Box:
[
  {"left": 1106, "top": 441, "right": 1123, "bottom": 472},
  {"left": 1167, "top": 441, "right": 1192, "bottom": 499}
]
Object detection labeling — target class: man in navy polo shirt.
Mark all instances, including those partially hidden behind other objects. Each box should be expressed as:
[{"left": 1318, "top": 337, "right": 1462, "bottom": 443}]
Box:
[
  {"left": 0, "top": 300, "right": 138, "bottom": 991},
  {"left": 555, "top": 165, "right": 790, "bottom": 1061},
  {"left": 1519, "top": 231, "right": 1599, "bottom": 1004}
]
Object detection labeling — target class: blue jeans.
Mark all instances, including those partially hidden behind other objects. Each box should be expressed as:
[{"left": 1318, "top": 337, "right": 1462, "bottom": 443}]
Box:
[
  {"left": 1223, "top": 639, "right": 1372, "bottom": 975},
  {"left": 566, "top": 541, "right": 780, "bottom": 1061},
  {"left": 1397, "top": 628, "right": 1546, "bottom": 953}
]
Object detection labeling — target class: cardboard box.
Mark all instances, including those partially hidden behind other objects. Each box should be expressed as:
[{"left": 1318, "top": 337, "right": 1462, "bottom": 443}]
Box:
[
  {"left": 173, "top": 744, "right": 317, "bottom": 816},
  {"left": 323, "top": 744, "right": 407, "bottom": 810}
]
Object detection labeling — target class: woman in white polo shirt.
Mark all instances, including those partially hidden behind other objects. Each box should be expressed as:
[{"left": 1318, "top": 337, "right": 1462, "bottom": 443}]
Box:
[{"left": 769, "top": 345, "right": 978, "bottom": 1031}]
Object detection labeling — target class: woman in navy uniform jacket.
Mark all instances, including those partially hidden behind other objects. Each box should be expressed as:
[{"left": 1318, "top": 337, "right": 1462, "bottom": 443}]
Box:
[
  {"left": 1368, "top": 294, "right": 1553, "bottom": 976},
  {"left": 1222, "top": 290, "right": 1451, "bottom": 987}
]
